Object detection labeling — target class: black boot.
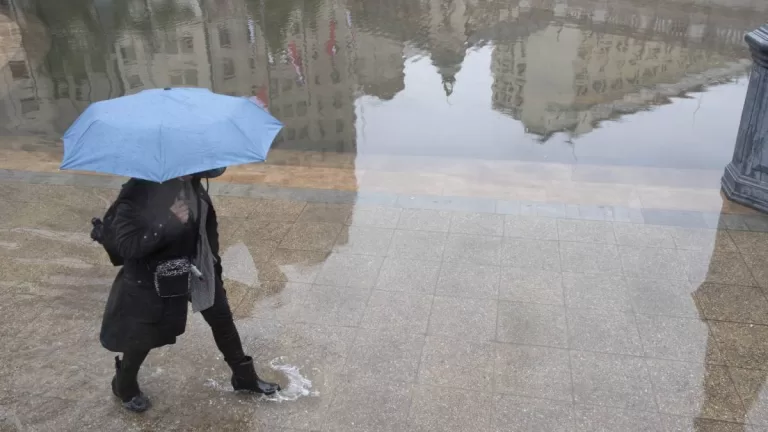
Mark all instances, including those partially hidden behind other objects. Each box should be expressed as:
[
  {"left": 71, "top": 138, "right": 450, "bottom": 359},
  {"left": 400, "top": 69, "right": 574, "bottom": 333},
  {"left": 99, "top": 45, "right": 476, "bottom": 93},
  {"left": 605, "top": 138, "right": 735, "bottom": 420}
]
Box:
[
  {"left": 112, "top": 355, "right": 151, "bottom": 413},
  {"left": 229, "top": 356, "right": 280, "bottom": 395}
]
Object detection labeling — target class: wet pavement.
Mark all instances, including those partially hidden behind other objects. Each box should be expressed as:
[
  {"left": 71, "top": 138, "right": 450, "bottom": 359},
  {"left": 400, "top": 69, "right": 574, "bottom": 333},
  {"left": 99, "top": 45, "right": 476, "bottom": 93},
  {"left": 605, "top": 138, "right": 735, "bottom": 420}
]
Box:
[{"left": 3, "top": 0, "right": 768, "bottom": 431}]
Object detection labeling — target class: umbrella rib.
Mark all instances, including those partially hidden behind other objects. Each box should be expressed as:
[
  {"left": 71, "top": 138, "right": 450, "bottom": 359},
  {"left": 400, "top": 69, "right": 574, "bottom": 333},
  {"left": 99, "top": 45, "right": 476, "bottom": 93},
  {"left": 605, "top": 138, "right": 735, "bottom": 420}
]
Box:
[{"left": 226, "top": 118, "right": 256, "bottom": 159}]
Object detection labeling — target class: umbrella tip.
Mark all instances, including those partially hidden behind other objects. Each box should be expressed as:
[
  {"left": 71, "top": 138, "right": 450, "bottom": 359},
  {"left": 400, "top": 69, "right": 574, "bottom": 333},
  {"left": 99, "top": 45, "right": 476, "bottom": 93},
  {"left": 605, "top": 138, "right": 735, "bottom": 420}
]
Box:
[{"left": 164, "top": 87, "right": 171, "bottom": 91}]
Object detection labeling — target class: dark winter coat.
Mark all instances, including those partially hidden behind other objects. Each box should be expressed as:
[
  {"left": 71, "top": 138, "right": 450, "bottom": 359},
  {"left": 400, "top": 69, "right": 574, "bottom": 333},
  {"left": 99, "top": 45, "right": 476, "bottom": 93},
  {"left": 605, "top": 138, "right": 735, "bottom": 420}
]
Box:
[{"left": 100, "top": 178, "right": 223, "bottom": 353}]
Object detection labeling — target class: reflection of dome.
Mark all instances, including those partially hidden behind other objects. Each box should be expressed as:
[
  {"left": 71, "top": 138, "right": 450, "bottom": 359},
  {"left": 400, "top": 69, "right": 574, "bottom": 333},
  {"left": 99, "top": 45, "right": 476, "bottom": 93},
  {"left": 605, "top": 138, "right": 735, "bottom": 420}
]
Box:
[
  {"left": 431, "top": 47, "right": 464, "bottom": 97},
  {"left": 442, "top": 75, "right": 455, "bottom": 96}
]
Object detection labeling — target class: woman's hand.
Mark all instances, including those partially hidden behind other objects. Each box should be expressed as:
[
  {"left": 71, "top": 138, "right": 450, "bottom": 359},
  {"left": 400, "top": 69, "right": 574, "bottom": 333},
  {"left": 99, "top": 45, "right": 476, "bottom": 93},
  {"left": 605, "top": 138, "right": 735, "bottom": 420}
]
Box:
[{"left": 170, "top": 199, "right": 190, "bottom": 224}]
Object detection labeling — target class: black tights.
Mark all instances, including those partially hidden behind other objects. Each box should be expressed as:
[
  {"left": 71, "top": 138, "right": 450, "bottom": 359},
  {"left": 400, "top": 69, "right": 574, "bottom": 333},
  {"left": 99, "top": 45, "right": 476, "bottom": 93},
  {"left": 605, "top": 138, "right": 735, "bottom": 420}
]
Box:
[{"left": 119, "top": 286, "right": 246, "bottom": 394}]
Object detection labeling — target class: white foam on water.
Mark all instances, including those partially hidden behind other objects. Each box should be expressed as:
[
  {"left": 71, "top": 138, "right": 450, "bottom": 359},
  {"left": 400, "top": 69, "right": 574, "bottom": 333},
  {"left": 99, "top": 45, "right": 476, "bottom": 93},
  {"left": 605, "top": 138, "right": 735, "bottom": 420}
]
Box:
[
  {"left": 261, "top": 358, "right": 318, "bottom": 402},
  {"left": 203, "top": 357, "right": 318, "bottom": 402}
]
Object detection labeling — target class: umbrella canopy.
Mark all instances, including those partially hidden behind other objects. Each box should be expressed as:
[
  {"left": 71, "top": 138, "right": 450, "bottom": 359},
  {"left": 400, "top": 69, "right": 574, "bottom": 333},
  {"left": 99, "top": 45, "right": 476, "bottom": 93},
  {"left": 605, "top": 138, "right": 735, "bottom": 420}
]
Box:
[{"left": 61, "top": 87, "right": 282, "bottom": 183}]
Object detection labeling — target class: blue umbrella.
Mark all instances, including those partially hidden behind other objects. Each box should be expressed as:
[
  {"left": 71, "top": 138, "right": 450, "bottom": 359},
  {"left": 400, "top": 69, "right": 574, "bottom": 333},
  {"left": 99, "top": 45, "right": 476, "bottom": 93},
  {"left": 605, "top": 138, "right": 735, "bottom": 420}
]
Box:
[{"left": 61, "top": 87, "right": 282, "bottom": 183}]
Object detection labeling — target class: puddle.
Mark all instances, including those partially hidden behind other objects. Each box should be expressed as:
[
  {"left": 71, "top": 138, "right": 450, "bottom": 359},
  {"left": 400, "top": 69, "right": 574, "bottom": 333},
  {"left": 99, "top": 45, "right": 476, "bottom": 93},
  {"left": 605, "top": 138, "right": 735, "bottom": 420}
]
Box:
[
  {"left": 13, "top": 257, "right": 93, "bottom": 269},
  {"left": 11, "top": 228, "right": 95, "bottom": 246},
  {"left": 0, "top": 241, "right": 20, "bottom": 250}
]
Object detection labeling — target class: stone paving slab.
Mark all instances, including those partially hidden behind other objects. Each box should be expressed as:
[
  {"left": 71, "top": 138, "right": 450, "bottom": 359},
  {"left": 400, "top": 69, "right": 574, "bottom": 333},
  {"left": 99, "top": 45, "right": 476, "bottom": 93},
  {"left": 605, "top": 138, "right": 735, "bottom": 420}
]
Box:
[{"left": 2, "top": 180, "right": 768, "bottom": 431}]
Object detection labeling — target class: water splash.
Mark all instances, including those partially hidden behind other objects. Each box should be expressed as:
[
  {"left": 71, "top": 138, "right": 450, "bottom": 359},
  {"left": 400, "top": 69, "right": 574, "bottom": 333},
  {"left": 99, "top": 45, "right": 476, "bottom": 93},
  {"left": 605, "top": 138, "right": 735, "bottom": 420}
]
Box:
[
  {"left": 204, "top": 357, "right": 317, "bottom": 402},
  {"left": 261, "top": 358, "right": 318, "bottom": 402}
]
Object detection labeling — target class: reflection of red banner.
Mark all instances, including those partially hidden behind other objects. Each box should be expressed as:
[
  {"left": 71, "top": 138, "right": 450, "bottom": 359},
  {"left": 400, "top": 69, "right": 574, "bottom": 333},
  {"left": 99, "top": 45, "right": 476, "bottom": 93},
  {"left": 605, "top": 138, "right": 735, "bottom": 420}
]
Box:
[
  {"left": 326, "top": 20, "right": 337, "bottom": 56},
  {"left": 249, "top": 85, "right": 269, "bottom": 110},
  {"left": 288, "top": 41, "right": 305, "bottom": 85}
]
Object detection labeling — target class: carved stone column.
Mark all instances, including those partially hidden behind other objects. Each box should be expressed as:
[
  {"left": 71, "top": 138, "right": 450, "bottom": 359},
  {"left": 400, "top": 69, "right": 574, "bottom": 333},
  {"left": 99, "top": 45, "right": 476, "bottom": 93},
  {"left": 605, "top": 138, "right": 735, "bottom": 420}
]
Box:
[{"left": 722, "top": 25, "right": 768, "bottom": 213}]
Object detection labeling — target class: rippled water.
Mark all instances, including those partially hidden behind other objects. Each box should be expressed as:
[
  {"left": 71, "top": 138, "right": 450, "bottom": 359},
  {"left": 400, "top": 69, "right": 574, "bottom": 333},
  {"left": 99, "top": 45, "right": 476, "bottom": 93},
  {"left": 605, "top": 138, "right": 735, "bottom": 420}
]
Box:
[{"left": 1, "top": 0, "right": 767, "bottom": 169}]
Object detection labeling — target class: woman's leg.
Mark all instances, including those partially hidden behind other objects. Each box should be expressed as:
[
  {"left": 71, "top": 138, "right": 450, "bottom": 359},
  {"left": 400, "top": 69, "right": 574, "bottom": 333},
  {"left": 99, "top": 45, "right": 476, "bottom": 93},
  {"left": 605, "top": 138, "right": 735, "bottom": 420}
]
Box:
[
  {"left": 200, "top": 285, "right": 279, "bottom": 394},
  {"left": 199, "top": 286, "right": 246, "bottom": 364},
  {"left": 113, "top": 349, "right": 151, "bottom": 412}
]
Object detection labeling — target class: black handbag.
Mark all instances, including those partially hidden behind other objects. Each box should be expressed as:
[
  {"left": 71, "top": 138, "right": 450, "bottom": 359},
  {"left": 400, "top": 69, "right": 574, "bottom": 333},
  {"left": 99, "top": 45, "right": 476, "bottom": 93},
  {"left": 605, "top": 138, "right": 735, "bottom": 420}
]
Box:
[{"left": 153, "top": 258, "right": 191, "bottom": 298}]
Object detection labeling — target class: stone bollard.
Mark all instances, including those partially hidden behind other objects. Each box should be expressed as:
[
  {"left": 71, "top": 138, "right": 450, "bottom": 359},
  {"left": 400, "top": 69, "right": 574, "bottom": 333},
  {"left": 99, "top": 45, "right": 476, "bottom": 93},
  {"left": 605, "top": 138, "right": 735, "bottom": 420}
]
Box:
[{"left": 722, "top": 25, "right": 768, "bottom": 213}]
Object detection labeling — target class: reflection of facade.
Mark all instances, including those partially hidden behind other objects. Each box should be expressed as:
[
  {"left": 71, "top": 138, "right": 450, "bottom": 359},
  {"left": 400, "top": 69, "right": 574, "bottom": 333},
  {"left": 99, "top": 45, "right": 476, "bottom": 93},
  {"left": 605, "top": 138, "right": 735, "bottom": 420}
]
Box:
[
  {"left": 204, "top": 0, "right": 270, "bottom": 100},
  {"left": 5, "top": 0, "right": 768, "bottom": 142},
  {"left": 114, "top": 0, "right": 211, "bottom": 92},
  {"left": 261, "top": 1, "right": 359, "bottom": 153},
  {"left": 488, "top": 0, "right": 764, "bottom": 136},
  {"left": 0, "top": 6, "right": 55, "bottom": 137}
]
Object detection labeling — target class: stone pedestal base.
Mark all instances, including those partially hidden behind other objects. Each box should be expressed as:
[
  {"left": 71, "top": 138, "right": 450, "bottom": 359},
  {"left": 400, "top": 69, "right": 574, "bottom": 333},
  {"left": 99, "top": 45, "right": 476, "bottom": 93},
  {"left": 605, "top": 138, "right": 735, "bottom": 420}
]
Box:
[
  {"left": 722, "top": 163, "right": 768, "bottom": 213},
  {"left": 721, "top": 25, "right": 768, "bottom": 214}
]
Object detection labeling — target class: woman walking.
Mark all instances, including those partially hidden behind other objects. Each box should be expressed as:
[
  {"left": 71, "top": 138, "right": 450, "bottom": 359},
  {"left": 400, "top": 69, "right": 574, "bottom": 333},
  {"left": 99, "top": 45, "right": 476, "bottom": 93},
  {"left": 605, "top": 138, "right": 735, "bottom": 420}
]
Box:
[{"left": 99, "top": 169, "right": 279, "bottom": 412}]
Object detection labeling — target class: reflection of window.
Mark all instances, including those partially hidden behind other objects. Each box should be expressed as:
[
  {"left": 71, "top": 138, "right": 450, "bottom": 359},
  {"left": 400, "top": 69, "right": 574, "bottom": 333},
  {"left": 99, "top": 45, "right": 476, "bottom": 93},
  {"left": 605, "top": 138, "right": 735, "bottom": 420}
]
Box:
[
  {"left": 169, "top": 69, "right": 198, "bottom": 86},
  {"left": 249, "top": 57, "right": 256, "bottom": 70},
  {"left": 336, "top": 119, "right": 344, "bottom": 133},
  {"left": 128, "top": 75, "right": 142, "bottom": 89},
  {"left": 54, "top": 80, "right": 69, "bottom": 99},
  {"left": 592, "top": 80, "right": 605, "bottom": 93},
  {"left": 165, "top": 32, "right": 178, "bottom": 54},
  {"left": 121, "top": 45, "right": 137, "bottom": 63},
  {"left": 333, "top": 91, "right": 342, "bottom": 109},
  {"left": 282, "top": 79, "right": 292, "bottom": 92},
  {"left": 222, "top": 58, "right": 235, "bottom": 79},
  {"left": 170, "top": 73, "right": 183, "bottom": 86},
  {"left": 271, "top": 106, "right": 280, "bottom": 117},
  {"left": 181, "top": 35, "right": 194, "bottom": 53},
  {"left": 299, "top": 126, "right": 309, "bottom": 139},
  {"left": 20, "top": 97, "right": 38, "bottom": 114},
  {"left": 90, "top": 54, "right": 106, "bottom": 73},
  {"left": 9, "top": 61, "right": 28, "bottom": 79},
  {"left": 317, "top": 120, "right": 325, "bottom": 138},
  {"left": 285, "top": 128, "right": 296, "bottom": 140},
  {"left": 181, "top": 69, "right": 195, "bottom": 86},
  {"left": 331, "top": 69, "right": 340, "bottom": 84},
  {"left": 516, "top": 63, "right": 526, "bottom": 75},
  {"left": 315, "top": 74, "right": 320, "bottom": 85},
  {"left": 296, "top": 101, "right": 307, "bottom": 116},
  {"left": 75, "top": 85, "right": 87, "bottom": 101},
  {"left": 218, "top": 25, "right": 231, "bottom": 48},
  {"left": 270, "top": 78, "right": 279, "bottom": 96},
  {"left": 317, "top": 97, "right": 323, "bottom": 114},
  {"left": 283, "top": 104, "right": 294, "bottom": 118}
]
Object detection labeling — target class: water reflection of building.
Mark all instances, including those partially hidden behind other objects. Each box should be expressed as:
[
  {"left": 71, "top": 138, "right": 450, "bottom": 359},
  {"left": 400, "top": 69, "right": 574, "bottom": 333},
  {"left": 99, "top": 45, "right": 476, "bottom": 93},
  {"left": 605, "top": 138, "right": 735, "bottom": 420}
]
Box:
[
  {"left": 0, "top": 4, "right": 55, "bottom": 137},
  {"left": 266, "top": 2, "right": 359, "bottom": 153},
  {"left": 5, "top": 0, "right": 768, "bottom": 142},
  {"left": 488, "top": 0, "right": 764, "bottom": 136},
  {"left": 114, "top": 0, "right": 211, "bottom": 92}
]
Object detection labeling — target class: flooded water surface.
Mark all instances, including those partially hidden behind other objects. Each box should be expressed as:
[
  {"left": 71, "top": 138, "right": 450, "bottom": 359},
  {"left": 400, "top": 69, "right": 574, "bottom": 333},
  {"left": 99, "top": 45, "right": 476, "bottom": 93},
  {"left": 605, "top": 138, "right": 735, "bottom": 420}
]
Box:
[{"left": 2, "top": 0, "right": 768, "bottom": 171}]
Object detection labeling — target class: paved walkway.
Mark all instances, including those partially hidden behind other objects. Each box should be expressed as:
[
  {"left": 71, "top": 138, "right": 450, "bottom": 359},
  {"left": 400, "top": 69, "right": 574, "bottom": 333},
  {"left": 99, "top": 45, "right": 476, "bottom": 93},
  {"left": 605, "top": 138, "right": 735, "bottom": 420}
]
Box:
[{"left": 2, "top": 168, "right": 768, "bottom": 431}]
